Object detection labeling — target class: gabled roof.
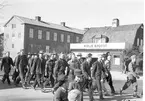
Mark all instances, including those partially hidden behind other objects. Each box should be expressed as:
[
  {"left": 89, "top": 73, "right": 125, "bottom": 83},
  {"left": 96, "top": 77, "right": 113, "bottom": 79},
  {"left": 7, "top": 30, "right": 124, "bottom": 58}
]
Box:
[
  {"left": 4, "top": 15, "right": 85, "bottom": 34},
  {"left": 82, "top": 23, "right": 143, "bottom": 44}
]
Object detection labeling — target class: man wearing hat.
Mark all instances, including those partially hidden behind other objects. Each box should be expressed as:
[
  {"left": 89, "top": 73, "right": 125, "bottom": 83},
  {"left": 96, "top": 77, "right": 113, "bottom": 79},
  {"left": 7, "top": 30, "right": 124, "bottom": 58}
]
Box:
[
  {"left": 81, "top": 53, "right": 94, "bottom": 101},
  {"left": 91, "top": 55, "right": 104, "bottom": 100},
  {"left": 68, "top": 69, "right": 84, "bottom": 101},
  {"left": 120, "top": 55, "right": 140, "bottom": 98},
  {"left": 15, "top": 49, "right": 28, "bottom": 88},
  {"left": 1, "top": 51, "right": 14, "bottom": 85},
  {"left": 53, "top": 53, "right": 69, "bottom": 92},
  {"left": 31, "top": 50, "right": 45, "bottom": 90},
  {"left": 76, "top": 53, "right": 84, "bottom": 66},
  {"left": 53, "top": 78, "right": 69, "bottom": 101}
]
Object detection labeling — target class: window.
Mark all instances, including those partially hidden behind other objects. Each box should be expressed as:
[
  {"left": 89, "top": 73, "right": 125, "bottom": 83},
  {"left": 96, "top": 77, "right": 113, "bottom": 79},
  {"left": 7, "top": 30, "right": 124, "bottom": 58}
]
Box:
[
  {"left": 12, "top": 44, "right": 14, "bottom": 48},
  {"left": 61, "top": 34, "right": 64, "bottom": 42},
  {"left": 54, "top": 33, "right": 57, "bottom": 41},
  {"left": 38, "top": 30, "right": 42, "bottom": 39},
  {"left": 46, "top": 31, "right": 50, "bottom": 40},
  {"left": 46, "top": 46, "right": 50, "bottom": 53},
  {"left": 18, "top": 33, "right": 21, "bottom": 38},
  {"left": 76, "top": 36, "right": 79, "bottom": 42},
  {"left": 12, "top": 33, "right": 15, "bottom": 37},
  {"left": 141, "top": 39, "right": 143, "bottom": 46},
  {"left": 12, "top": 24, "right": 16, "bottom": 29},
  {"left": 137, "top": 38, "right": 140, "bottom": 46},
  {"left": 29, "top": 28, "right": 34, "bottom": 38},
  {"left": 67, "top": 35, "right": 70, "bottom": 43},
  {"left": 114, "top": 55, "right": 120, "bottom": 65}
]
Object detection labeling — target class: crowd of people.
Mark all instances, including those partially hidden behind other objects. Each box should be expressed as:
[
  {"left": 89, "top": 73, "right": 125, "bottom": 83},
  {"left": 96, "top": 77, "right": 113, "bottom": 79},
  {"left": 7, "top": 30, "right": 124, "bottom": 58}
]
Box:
[{"left": 0, "top": 49, "right": 141, "bottom": 101}]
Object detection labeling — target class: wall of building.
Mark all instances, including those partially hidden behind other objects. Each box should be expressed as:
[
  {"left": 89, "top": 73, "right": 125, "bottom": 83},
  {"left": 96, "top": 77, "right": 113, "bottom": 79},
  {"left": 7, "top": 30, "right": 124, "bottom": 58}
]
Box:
[
  {"left": 4, "top": 18, "right": 25, "bottom": 59},
  {"left": 24, "top": 24, "right": 83, "bottom": 54}
]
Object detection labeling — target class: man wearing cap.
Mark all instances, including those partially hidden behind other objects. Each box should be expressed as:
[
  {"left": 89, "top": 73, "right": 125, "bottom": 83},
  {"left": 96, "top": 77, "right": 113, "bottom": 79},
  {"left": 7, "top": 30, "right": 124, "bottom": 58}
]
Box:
[
  {"left": 43, "top": 54, "right": 55, "bottom": 88},
  {"left": 53, "top": 79, "right": 69, "bottom": 101},
  {"left": 81, "top": 53, "right": 94, "bottom": 101},
  {"left": 76, "top": 53, "right": 84, "bottom": 65},
  {"left": 120, "top": 55, "right": 140, "bottom": 98},
  {"left": 53, "top": 53, "right": 69, "bottom": 92},
  {"left": 31, "top": 50, "right": 45, "bottom": 90},
  {"left": 68, "top": 69, "right": 84, "bottom": 101},
  {"left": 1, "top": 51, "right": 14, "bottom": 85},
  {"left": 27, "top": 53, "right": 38, "bottom": 85},
  {"left": 68, "top": 54, "right": 80, "bottom": 82},
  {"left": 12, "top": 52, "right": 20, "bottom": 85},
  {"left": 15, "top": 49, "right": 28, "bottom": 88},
  {"left": 91, "top": 55, "right": 104, "bottom": 100}
]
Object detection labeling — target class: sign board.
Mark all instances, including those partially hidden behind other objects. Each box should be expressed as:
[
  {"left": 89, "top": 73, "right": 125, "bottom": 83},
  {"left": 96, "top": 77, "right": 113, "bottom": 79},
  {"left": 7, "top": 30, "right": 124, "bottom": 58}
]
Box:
[{"left": 70, "top": 43, "right": 125, "bottom": 50}]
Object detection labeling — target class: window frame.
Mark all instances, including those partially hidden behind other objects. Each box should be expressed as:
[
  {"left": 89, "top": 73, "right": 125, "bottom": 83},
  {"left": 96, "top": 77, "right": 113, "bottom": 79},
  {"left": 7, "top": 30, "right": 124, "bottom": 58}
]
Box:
[
  {"left": 38, "top": 30, "right": 42, "bottom": 39},
  {"left": 67, "top": 35, "right": 70, "bottom": 43},
  {"left": 54, "top": 32, "right": 57, "bottom": 41},
  {"left": 61, "top": 34, "right": 64, "bottom": 42},
  {"left": 46, "top": 31, "right": 50, "bottom": 40},
  {"left": 29, "top": 28, "right": 34, "bottom": 38}
]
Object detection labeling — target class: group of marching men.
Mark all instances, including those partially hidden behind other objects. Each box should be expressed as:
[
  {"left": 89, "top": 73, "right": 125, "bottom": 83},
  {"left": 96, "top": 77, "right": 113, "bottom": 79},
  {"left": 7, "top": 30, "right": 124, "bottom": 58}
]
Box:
[{"left": 0, "top": 49, "right": 141, "bottom": 101}]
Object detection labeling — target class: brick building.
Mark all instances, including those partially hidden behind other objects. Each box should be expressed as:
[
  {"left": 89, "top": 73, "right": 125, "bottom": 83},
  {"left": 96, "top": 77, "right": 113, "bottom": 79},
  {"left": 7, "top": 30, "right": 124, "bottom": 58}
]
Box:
[
  {"left": 70, "top": 19, "right": 143, "bottom": 70},
  {"left": 4, "top": 15, "right": 84, "bottom": 58}
]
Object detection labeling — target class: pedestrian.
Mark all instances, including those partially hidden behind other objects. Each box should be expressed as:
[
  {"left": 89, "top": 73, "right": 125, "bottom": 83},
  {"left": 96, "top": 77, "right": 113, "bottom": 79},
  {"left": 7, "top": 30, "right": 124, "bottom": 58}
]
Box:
[
  {"left": 68, "top": 53, "right": 80, "bottom": 82},
  {"left": 12, "top": 52, "right": 20, "bottom": 86},
  {"left": 25, "top": 53, "right": 32, "bottom": 85},
  {"left": 53, "top": 79, "right": 69, "bottom": 101},
  {"left": 27, "top": 53, "right": 37, "bottom": 85},
  {"left": 119, "top": 55, "right": 140, "bottom": 98},
  {"left": 81, "top": 53, "right": 94, "bottom": 101},
  {"left": 52, "top": 53, "right": 69, "bottom": 92},
  {"left": 31, "top": 50, "right": 45, "bottom": 90},
  {"left": 15, "top": 49, "right": 28, "bottom": 88},
  {"left": 76, "top": 53, "right": 84, "bottom": 65},
  {"left": 91, "top": 55, "right": 104, "bottom": 100},
  {"left": 1, "top": 51, "right": 14, "bottom": 85},
  {"left": 43, "top": 54, "right": 55, "bottom": 88},
  {"left": 68, "top": 69, "right": 84, "bottom": 101}
]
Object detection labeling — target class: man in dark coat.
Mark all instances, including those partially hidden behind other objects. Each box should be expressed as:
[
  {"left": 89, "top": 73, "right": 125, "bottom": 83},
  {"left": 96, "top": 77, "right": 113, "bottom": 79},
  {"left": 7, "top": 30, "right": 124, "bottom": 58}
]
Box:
[
  {"left": 12, "top": 52, "right": 20, "bottom": 85},
  {"left": 43, "top": 54, "right": 55, "bottom": 88},
  {"left": 15, "top": 49, "right": 28, "bottom": 88},
  {"left": 53, "top": 54, "right": 69, "bottom": 92},
  {"left": 76, "top": 53, "right": 84, "bottom": 65},
  {"left": 27, "top": 53, "right": 37, "bottom": 85},
  {"left": 31, "top": 50, "right": 45, "bottom": 90},
  {"left": 53, "top": 79, "right": 69, "bottom": 101},
  {"left": 1, "top": 51, "right": 14, "bottom": 85},
  {"left": 81, "top": 53, "right": 94, "bottom": 101},
  {"left": 91, "top": 56, "right": 104, "bottom": 100}
]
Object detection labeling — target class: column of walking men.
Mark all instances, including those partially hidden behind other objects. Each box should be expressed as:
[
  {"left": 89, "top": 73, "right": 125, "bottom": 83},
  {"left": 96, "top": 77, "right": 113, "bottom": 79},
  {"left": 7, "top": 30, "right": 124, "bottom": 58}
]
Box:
[{"left": 0, "top": 49, "right": 140, "bottom": 101}]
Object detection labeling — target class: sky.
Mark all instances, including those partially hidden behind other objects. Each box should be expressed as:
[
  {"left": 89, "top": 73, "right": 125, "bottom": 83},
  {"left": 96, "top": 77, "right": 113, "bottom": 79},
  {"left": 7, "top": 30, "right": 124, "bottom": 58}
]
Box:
[{"left": 0, "top": 0, "right": 144, "bottom": 29}]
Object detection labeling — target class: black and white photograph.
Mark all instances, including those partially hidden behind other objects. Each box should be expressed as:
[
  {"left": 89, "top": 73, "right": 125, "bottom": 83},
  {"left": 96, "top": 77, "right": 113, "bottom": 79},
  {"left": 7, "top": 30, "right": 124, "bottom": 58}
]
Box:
[{"left": 0, "top": 0, "right": 144, "bottom": 101}]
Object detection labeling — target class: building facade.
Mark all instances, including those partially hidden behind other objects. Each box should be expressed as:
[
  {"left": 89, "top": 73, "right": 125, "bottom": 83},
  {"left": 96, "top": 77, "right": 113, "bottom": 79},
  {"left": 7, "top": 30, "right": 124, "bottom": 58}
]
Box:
[
  {"left": 70, "top": 19, "right": 144, "bottom": 71},
  {"left": 4, "top": 15, "right": 84, "bottom": 58}
]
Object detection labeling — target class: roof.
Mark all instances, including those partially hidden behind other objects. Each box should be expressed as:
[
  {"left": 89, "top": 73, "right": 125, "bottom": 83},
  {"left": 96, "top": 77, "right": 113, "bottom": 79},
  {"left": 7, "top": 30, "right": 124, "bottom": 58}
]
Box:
[
  {"left": 4, "top": 15, "right": 85, "bottom": 34},
  {"left": 82, "top": 24, "right": 143, "bottom": 46}
]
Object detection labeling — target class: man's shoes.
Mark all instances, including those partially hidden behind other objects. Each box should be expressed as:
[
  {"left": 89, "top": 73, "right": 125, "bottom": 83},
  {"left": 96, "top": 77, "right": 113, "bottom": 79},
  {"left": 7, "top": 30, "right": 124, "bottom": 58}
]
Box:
[
  {"left": 133, "top": 94, "right": 140, "bottom": 98},
  {"left": 1, "top": 80, "right": 4, "bottom": 84},
  {"left": 22, "top": 85, "right": 27, "bottom": 89},
  {"left": 31, "top": 85, "right": 36, "bottom": 90},
  {"left": 119, "top": 89, "right": 122, "bottom": 95},
  {"left": 99, "top": 96, "right": 104, "bottom": 100}
]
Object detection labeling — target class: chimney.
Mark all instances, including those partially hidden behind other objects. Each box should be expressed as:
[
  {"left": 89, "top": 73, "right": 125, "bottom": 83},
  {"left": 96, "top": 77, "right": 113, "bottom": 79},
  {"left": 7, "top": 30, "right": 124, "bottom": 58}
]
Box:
[
  {"left": 61, "top": 22, "right": 65, "bottom": 26},
  {"left": 35, "top": 16, "right": 41, "bottom": 21},
  {"left": 84, "top": 28, "right": 89, "bottom": 31},
  {"left": 112, "top": 18, "right": 119, "bottom": 27}
]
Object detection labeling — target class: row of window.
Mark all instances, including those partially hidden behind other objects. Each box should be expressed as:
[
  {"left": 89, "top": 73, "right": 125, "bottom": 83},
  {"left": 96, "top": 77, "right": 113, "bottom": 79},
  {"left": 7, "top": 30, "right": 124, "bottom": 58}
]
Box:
[
  {"left": 6, "top": 33, "right": 21, "bottom": 38},
  {"left": 29, "top": 28, "right": 80, "bottom": 43}
]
